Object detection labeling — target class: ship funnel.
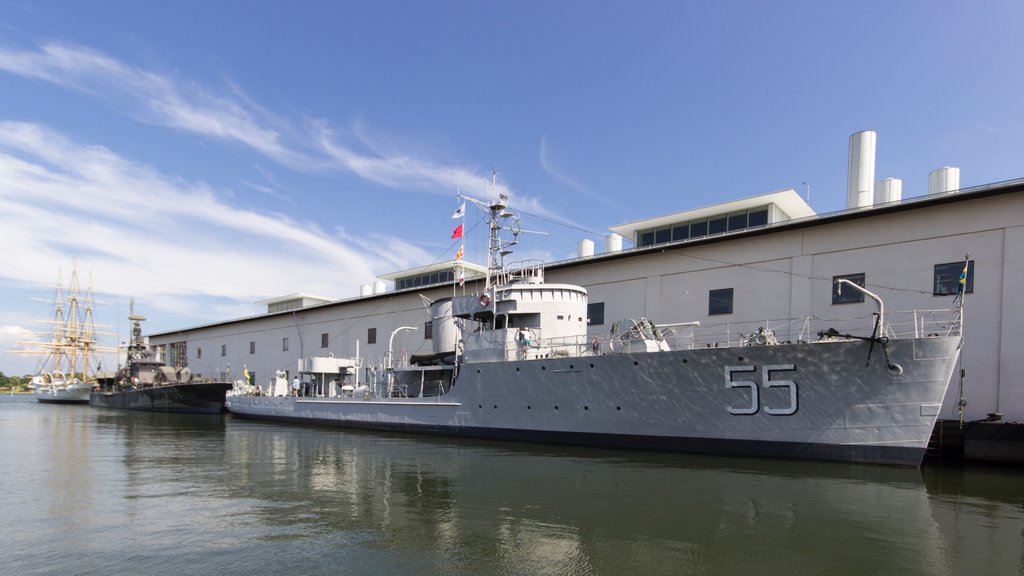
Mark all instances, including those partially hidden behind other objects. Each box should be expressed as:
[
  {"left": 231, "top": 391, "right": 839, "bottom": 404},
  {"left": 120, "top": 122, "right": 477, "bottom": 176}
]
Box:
[{"left": 847, "top": 130, "right": 876, "bottom": 209}]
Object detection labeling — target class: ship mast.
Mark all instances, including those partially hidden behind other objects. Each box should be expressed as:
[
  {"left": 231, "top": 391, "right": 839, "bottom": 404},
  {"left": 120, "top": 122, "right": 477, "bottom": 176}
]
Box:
[{"left": 458, "top": 171, "right": 522, "bottom": 293}]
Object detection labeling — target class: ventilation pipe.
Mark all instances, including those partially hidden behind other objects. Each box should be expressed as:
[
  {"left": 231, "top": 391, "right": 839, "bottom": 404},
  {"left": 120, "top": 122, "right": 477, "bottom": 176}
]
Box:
[
  {"left": 360, "top": 284, "right": 373, "bottom": 296},
  {"left": 874, "top": 178, "right": 902, "bottom": 205},
  {"left": 578, "top": 239, "right": 594, "bottom": 258},
  {"left": 847, "top": 130, "right": 876, "bottom": 209},
  {"left": 928, "top": 167, "right": 960, "bottom": 195},
  {"left": 373, "top": 280, "right": 386, "bottom": 294},
  {"left": 605, "top": 233, "right": 623, "bottom": 253}
]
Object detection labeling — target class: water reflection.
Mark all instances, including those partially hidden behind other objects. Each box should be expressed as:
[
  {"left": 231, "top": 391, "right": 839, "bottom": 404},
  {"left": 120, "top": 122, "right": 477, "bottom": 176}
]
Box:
[{"left": 2, "top": 396, "right": 1021, "bottom": 576}]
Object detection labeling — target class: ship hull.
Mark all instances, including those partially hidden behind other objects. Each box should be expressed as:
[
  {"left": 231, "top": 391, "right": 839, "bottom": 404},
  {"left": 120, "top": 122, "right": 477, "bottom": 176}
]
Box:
[
  {"left": 35, "top": 384, "right": 92, "bottom": 404},
  {"left": 90, "top": 382, "right": 232, "bottom": 414},
  {"left": 228, "top": 337, "right": 960, "bottom": 466}
]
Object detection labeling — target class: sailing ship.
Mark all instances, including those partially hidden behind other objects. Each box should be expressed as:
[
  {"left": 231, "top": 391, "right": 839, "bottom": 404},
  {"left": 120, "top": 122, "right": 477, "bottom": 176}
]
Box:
[
  {"left": 227, "top": 189, "right": 962, "bottom": 466},
  {"left": 22, "top": 267, "right": 107, "bottom": 404},
  {"left": 90, "top": 306, "right": 232, "bottom": 414}
]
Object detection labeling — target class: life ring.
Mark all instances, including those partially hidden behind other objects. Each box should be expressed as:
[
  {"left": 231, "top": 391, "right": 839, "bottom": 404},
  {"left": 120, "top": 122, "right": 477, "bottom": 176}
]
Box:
[{"left": 479, "top": 293, "right": 491, "bottom": 307}]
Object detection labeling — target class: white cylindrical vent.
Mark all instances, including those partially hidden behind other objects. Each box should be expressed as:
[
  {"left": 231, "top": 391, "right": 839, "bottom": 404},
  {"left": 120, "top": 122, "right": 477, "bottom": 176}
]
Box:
[
  {"left": 360, "top": 284, "right": 372, "bottom": 296},
  {"left": 430, "top": 298, "right": 458, "bottom": 355},
  {"left": 928, "top": 167, "right": 960, "bottom": 195},
  {"left": 847, "top": 130, "right": 877, "bottom": 209},
  {"left": 605, "top": 233, "right": 623, "bottom": 253},
  {"left": 373, "top": 280, "right": 386, "bottom": 294},
  {"left": 578, "top": 239, "right": 594, "bottom": 258},
  {"left": 875, "top": 178, "right": 902, "bottom": 204}
]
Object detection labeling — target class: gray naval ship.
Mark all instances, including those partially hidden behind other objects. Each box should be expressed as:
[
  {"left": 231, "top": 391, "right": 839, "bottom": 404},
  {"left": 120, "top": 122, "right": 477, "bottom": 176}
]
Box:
[{"left": 228, "top": 192, "right": 962, "bottom": 466}]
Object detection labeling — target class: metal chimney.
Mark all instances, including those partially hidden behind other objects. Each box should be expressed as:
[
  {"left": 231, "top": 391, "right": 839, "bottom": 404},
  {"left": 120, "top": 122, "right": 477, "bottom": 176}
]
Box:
[{"left": 847, "top": 130, "right": 876, "bottom": 209}]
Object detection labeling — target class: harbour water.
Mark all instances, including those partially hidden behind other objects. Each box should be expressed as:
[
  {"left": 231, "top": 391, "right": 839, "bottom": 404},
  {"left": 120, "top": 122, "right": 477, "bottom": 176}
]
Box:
[{"left": 2, "top": 395, "right": 1021, "bottom": 576}]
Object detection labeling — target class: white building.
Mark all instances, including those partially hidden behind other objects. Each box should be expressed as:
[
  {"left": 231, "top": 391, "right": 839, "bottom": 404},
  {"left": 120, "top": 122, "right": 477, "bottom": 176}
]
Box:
[{"left": 148, "top": 177, "right": 1024, "bottom": 424}]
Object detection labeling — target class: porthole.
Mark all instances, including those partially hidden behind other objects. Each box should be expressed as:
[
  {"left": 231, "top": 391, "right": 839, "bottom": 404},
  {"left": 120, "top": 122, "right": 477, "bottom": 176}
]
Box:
[
  {"left": 616, "top": 406, "right": 622, "bottom": 411},
  {"left": 584, "top": 406, "right": 589, "bottom": 411},
  {"left": 682, "top": 358, "right": 688, "bottom": 364},
  {"left": 633, "top": 361, "right": 639, "bottom": 366},
  {"left": 554, "top": 405, "right": 559, "bottom": 410}
]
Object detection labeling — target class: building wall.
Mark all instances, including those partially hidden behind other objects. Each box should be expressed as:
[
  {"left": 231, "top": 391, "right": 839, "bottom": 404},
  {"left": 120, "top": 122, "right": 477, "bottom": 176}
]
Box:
[{"left": 149, "top": 188, "right": 1023, "bottom": 422}]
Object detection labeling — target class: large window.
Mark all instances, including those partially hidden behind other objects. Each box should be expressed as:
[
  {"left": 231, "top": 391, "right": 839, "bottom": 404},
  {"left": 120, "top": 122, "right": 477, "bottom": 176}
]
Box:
[
  {"left": 832, "top": 273, "right": 866, "bottom": 304},
  {"left": 321, "top": 333, "right": 329, "bottom": 348},
  {"left": 934, "top": 261, "right": 974, "bottom": 295},
  {"left": 424, "top": 321, "right": 433, "bottom": 340},
  {"left": 636, "top": 206, "right": 771, "bottom": 247},
  {"left": 282, "top": 337, "right": 289, "bottom": 352},
  {"left": 220, "top": 344, "right": 226, "bottom": 357},
  {"left": 249, "top": 341, "right": 255, "bottom": 354},
  {"left": 368, "top": 328, "right": 377, "bottom": 345},
  {"left": 396, "top": 270, "right": 455, "bottom": 290},
  {"left": 709, "top": 288, "right": 734, "bottom": 315},
  {"left": 588, "top": 302, "right": 606, "bottom": 326}
]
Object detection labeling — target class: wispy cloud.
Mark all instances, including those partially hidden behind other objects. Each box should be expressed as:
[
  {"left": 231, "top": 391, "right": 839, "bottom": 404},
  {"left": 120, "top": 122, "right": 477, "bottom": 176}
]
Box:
[
  {"left": 0, "top": 121, "right": 432, "bottom": 301},
  {"left": 539, "top": 134, "right": 613, "bottom": 207},
  {"left": 0, "top": 41, "right": 592, "bottom": 232}
]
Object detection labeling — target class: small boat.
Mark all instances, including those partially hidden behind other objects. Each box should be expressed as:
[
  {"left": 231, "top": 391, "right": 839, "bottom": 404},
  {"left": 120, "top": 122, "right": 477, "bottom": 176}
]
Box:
[
  {"left": 90, "top": 306, "right": 231, "bottom": 414},
  {"left": 227, "top": 186, "right": 963, "bottom": 466}
]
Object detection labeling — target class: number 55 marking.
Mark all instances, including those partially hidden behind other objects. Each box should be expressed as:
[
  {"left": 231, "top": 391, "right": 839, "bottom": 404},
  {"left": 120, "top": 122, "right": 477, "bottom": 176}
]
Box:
[{"left": 725, "top": 364, "right": 798, "bottom": 416}]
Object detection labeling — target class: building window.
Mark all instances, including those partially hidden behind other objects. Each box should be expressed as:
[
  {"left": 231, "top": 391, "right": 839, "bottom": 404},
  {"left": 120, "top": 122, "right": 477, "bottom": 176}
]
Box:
[
  {"left": 171, "top": 342, "right": 187, "bottom": 368},
  {"left": 249, "top": 341, "right": 255, "bottom": 354},
  {"left": 708, "top": 216, "right": 727, "bottom": 235},
  {"left": 832, "top": 273, "right": 866, "bottom": 304},
  {"left": 368, "top": 328, "right": 377, "bottom": 345},
  {"left": 396, "top": 270, "right": 456, "bottom": 290},
  {"left": 321, "top": 333, "right": 329, "bottom": 348},
  {"left": 220, "top": 344, "right": 226, "bottom": 357},
  {"left": 689, "top": 220, "right": 708, "bottom": 237},
  {"left": 934, "top": 261, "right": 974, "bottom": 295},
  {"left": 196, "top": 347, "right": 202, "bottom": 359},
  {"left": 282, "top": 337, "right": 289, "bottom": 352},
  {"left": 424, "top": 321, "right": 433, "bottom": 340},
  {"left": 709, "top": 288, "right": 734, "bottom": 315},
  {"left": 588, "top": 302, "right": 606, "bottom": 326},
  {"left": 727, "top": 211, "right": 747, "bottom": 231}
]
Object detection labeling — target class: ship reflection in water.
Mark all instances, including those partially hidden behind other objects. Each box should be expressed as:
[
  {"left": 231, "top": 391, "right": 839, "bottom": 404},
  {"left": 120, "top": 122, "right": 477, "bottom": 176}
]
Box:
[{"left": 2, "top": 398, "right": 1022, "bottom": 576}]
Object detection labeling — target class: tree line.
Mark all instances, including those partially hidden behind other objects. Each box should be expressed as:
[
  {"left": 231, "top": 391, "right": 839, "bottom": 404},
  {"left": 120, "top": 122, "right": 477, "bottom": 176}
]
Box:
[{"left": 0, "top": 371, "right": 30, "bottom": 392}]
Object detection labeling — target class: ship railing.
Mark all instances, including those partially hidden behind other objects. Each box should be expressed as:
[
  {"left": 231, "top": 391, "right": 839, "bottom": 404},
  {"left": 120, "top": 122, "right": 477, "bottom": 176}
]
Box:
[
  {"left": 495, "top": 260, "right": 545, "bottom": 287},
  {"left": 666, "top": 308, "right": 962, "bottom": 349}
]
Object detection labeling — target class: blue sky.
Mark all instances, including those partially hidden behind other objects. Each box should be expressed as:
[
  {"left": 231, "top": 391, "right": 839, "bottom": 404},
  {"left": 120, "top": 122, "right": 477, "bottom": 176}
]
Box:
[{"left": 1, "top": 1, "right": 1022, "bottom": 375}]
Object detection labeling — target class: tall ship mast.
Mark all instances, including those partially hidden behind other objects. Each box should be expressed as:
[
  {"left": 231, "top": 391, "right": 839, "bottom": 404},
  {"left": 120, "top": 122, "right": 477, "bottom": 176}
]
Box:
[{"left": 22, "top": 265, "right": 110, "bottom": 404}]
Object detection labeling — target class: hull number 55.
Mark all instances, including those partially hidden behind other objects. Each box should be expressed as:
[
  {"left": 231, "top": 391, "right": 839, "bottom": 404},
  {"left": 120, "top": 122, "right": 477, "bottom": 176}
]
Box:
[{"left": 725, "top": 365, "right": 798, "bottom": 416}]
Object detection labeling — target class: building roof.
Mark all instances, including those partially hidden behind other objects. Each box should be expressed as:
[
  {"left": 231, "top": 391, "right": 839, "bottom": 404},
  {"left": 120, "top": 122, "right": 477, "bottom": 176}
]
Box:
[
  {"left": 376, "top": 259, "right": 487, "bottom": 281},
  {"left": 607, "top": 188, "right": 816, "bottom": 240},
  {"left": 254, "top": 293, "right": 334, "bottom": 306}
]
